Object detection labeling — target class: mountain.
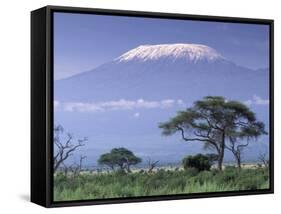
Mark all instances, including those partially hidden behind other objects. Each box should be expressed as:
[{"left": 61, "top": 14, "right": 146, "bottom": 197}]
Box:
[
  {"left": 54, "top": 44, "right": 269, "bottom": 165},
  {"left": 114, "top": 44, "right": 224, "bottom": 63},
  {"left": 55, "top": 43, "right": 268, "bottom": 102}
]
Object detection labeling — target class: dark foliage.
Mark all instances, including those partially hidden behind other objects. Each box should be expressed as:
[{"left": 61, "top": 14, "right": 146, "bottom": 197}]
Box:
[
  {"left": 182, "top": 154, "right": 212, "bottom": 171},
  {"left": 98, "top": 147, "right": 142, "bottom": 173}
]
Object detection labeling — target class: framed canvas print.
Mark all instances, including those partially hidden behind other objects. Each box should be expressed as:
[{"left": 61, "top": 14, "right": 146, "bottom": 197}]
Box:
[{"left": 31, "top": 5, "right": 274, "bottom": 207}]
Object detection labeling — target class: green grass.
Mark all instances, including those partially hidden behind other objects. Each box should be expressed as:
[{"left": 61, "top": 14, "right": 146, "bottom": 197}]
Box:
[{"left": 54, "top": 167, "right": 269, "bottom": 201}]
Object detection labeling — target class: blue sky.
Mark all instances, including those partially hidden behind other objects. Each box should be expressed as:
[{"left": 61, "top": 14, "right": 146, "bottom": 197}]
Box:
[{"left": 54, "top": 12, "right": 269, "bottom": 80}]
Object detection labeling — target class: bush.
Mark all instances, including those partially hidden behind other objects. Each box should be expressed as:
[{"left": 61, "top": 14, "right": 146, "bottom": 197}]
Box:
[{"left": 182, "top": 154, "right": 212, "bottom": 171}]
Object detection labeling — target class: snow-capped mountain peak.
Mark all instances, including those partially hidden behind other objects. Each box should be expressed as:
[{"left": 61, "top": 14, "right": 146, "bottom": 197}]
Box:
[{"left": 115, "top": 44, "right": 225, "bottom": 63}]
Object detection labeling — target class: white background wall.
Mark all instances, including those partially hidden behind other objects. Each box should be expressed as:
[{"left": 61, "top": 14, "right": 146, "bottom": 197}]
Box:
[{"left": 0, "top": 0, "right": 279, "bottom": 212}]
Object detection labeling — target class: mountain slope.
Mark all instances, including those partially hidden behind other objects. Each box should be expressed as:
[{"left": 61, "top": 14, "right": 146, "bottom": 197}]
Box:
[{"left": 55, "top": 43, "right": 268, "bottom": 102}]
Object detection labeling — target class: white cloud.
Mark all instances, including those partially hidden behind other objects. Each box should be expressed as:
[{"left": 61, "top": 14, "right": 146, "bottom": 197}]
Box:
[
  {"left": 134, "top": 112, "right": 140, "bottom": 118},
  {"left": 54, "top": 100, "right": 60, "bottom": 110},
  {"left": 245, "top": 95, "right": 269, "bottom": 106},
  {"left": 177, "top": 99, "right": 184, "bottom": 105},
  {"left": 60, "top": 99, "right": 185, "bottom": 113},
  {"left": 64, "top": 102, "right": 103, "bottom": 112}
]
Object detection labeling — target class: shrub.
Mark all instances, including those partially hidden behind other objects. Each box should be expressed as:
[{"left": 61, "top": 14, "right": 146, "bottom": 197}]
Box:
[{"left": 182, "top": 154, "right": 212, "bottom": 171}]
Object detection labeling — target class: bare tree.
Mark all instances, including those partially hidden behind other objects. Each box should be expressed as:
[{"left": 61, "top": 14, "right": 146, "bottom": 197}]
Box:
[
  {"left": 78, "top": 155, "right": 87, "bottom": 172},
  {"left": 68, "top": 164, "right": 79, "bottom": 178},
  {"left": 225, "top": 136, "right": 249, "bottom": 169},
  {"left": 258, "top": 153, "right": 269, "bottom": 168},
  {"left": 68, "top": 155, "right": 87, "bottom": 177},
  {"left": 53, "top": 125, "right": 87, "bottom": 172},
  {"left": 61, "top": 162, "right": 69, "bottom": 176},
  {"left": 225, "top": 122, "right": 266, "bottom": 169},
  {"left": 147, "top": 158, "right": 159, "bottom": 173}
]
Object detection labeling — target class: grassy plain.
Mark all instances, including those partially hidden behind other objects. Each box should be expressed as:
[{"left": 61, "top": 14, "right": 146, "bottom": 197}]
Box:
[{"left": 54, "top": 166, "right": 269, "bottom": 201}]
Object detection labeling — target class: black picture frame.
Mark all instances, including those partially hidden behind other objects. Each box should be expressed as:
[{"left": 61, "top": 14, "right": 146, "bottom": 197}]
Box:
[{"left": 31, "top": 5, "right": 274, "bottom": 208}]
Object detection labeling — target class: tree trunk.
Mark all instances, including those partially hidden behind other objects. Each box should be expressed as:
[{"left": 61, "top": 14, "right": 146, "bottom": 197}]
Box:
[
  {"left": 54, "top": 161, "right": 61, "bottom": 173},
  {"left": 217, "top": 152, "right": 223, "bottom": 170},
  {"left": 118, "top": 163, "right": 125, "bottom": 172},
  {"left": 126, "top": 164, "right": 131, "bottom": 173},
  {"left": 217, "top": 133, "right": 225, "bottom": 171},
  {"left": 234, "top": 153, "right": 241, "bottom": 169},
  {"left": 237, "top": 157, "right": 241, "bottom": 169}
]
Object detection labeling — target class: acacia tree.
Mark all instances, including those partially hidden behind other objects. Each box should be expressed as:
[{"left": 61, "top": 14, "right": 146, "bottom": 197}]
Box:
[
  {"left": 225, "top": 122, "right": 267, "bottom": 168},
  {"left": 98, "top": 148, "right": 142, "bottom": 173},
  {"left": 159, "top": 96, "right": 266, "bottom": 170},
  {"left": 53, "top": 125, "right": 87, "bottom": 172},
  {"left": 97, "top": 153, "right": 116, "bottom": 171}
]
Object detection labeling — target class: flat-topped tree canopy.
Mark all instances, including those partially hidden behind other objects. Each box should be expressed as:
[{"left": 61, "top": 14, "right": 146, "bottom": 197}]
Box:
[
  {"left": 98, "top": 147, "right": 142, "bottom": 172},
  {"left": 159, "top": 96, "right": 267, "bottom": 170}
]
